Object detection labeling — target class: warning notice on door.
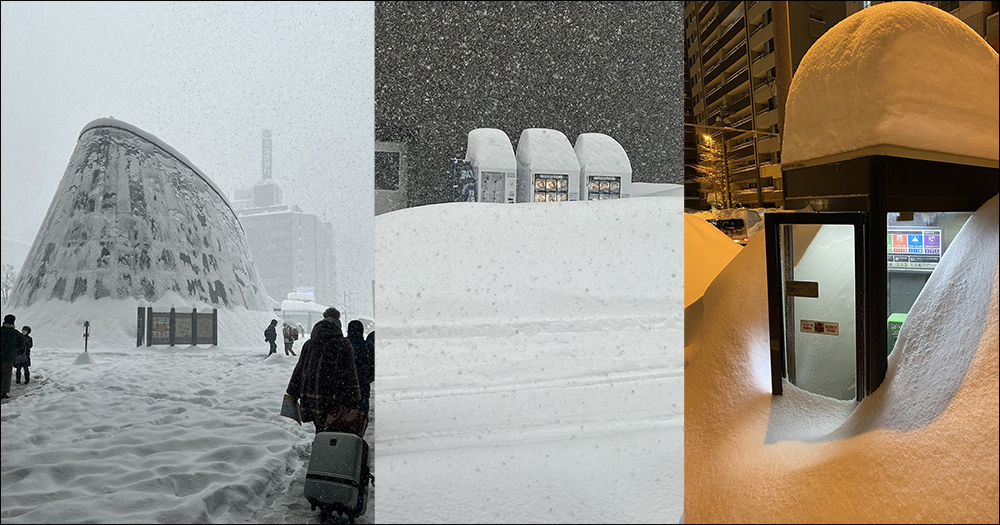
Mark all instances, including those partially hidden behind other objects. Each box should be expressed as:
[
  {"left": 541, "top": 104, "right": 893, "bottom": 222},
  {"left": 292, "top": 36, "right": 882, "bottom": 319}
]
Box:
[
  {"left": 800, "top": 320, "right": 840, "bottom": 336},
  {"left": 786, "top": 281, "right": 820, "bottom": 298}
]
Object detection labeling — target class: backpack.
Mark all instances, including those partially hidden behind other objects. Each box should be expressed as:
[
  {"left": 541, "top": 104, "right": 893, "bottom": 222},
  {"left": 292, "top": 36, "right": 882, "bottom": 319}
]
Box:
[{"left": 291, "top": 327, "right": 299, "bottom": 341}]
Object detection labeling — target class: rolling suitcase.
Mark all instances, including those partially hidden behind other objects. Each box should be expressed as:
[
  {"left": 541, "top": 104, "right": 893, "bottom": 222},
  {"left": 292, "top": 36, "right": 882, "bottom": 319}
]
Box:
[{"left": 304, "top": 432, "right": 371, "bottom": 523}]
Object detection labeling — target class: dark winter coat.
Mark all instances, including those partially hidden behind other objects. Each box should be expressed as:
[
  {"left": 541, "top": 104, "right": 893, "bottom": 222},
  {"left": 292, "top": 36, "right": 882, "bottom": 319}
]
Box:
[
  {"left": 365, "top": 332, "right": 374, "bottom": 384},
  {"left": 285, "top": 319, "right": 362, "bottom": 424},
  {"left": 1, "top": 324, "right": 24, "bottom": 364},
  {"left": 264, "top": 323, "right": 277, "bottom": 343},
  {"left": 347, "top": 320, "right": 373, "bottom": 386},
  {"left": 15, "top": 334, "right": 32, "bottom": 367}
]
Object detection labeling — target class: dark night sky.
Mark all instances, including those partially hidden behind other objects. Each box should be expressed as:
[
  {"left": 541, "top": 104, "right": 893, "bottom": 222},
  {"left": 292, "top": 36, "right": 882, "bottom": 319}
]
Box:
[{"left": 376, "top": 1, "right": 684, "bottom": 207}]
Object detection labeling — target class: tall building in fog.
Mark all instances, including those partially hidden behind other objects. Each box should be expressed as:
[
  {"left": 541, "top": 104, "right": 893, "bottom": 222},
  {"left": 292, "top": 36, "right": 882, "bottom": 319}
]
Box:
[{"left": 234, "top": 130, "right": 338, "bottom": 305}]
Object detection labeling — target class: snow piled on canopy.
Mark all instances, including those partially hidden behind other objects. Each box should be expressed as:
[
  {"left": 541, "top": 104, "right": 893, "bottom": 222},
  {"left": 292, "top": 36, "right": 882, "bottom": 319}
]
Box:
[
  {"left": 685, "top": 194, "right": 999, "bottom": 522},
  {"left": 515, "top": 128, "right": 581, "bottom": 174},
  {"left": 573, "top": 133, "right": 632, "bottom": 175},
  {"left": 465, "top": 128, "right": 516, "bottom": 170},
  {"left": 375, "top": 197, "right": 684, "bottom": 523},
  {"left": 782, "top": 1, "right": 999, "bottom": 165}
]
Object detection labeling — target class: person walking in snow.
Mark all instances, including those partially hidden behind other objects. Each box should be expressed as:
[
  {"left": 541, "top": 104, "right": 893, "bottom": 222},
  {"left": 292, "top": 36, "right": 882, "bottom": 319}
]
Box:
[
  {"left": 264, "top": 319, "right": 278, "bottom": 357},
  {"left": 15, "top": 325, "right": 33, "bottom": 385},
  {"left": 347, "top": 320, "right": 374, "bottom": 417},
  {"left": 282, "top": 322, "right": 298, "bottom": 356},
  {"left": 284, "top": 314, "right": 363, "bottom": 436},
  {"left": 1, "top": 314, "right": 25, "bottom": 399}
]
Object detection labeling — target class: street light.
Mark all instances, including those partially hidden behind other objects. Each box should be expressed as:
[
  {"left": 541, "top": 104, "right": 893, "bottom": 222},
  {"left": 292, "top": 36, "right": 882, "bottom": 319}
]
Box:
[{"left": 687, "top": 120, "right": 781, "bottom": 209}]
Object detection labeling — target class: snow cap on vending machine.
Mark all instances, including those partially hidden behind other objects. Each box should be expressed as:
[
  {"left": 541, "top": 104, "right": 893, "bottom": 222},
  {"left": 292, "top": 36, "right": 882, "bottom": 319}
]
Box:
[
  {"left": 515, "top": 128, "right": 581, "bottom": 203},
  {"left": 465, "top": 128, "right": 517, "bottom": 204},
  {"left": 573, "top": 133, "right": 632, "bottom": 201}
]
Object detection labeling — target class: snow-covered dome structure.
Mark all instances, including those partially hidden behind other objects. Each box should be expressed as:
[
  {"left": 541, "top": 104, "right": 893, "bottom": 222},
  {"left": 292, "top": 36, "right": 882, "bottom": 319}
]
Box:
[
  {"left": 7, "top": 118, "right": 273, "bottom": 313},
  {"left": 782, "top": 1, "right": 999, "bottom": 167}
]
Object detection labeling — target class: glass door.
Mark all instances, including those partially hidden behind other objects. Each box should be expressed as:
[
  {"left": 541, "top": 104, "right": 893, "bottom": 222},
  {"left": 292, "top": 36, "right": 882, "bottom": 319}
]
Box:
[{"left": 766, "top": 213, "right": 867, "bottom": 401}]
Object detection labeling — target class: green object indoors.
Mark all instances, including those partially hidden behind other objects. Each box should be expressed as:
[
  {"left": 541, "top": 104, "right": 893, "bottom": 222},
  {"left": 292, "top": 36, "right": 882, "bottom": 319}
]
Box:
[{"left": 888, "top": 313, "right": 908, "bottom": 354}]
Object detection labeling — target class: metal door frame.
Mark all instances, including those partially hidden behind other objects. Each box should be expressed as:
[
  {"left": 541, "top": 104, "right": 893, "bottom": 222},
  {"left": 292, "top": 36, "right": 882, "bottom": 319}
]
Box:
[{"left": 765, "top": 211, "right": 869, "bottom": 401}]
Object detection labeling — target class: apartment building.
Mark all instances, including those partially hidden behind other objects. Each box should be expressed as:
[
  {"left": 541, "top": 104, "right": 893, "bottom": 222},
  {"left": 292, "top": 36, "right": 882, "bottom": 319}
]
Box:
[
  {"left": 854, "top": 1, "right": 999, "bottom": 50},
  {"left": 684, "top": 1, "right": 846, "bottom": 208}
]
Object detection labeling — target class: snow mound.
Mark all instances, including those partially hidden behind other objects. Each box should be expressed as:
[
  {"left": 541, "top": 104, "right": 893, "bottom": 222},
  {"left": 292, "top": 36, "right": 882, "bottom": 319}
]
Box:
[
  {"left": 465, "top": 128, "right": 516, "bottom": 170},
  {"left": 685, "top": 194, "right": 999, "bottom": 522},
  {"left": 782, "top": 1, "right": 999, "bottom": 165},
  {"left": 376, "top": 198, "right": 682, "bottom": 333},
  {"left": 72, "top": 352, "right": 96, "bottom": 366},
  {"left": 515, "top": 128, "right": 581, "bottom": 174},
  {"left": 683, "top": 214, "right": 741, "bottom": 309},
  {"left": 573, "top": 132, "right": 632, "bottom": 175},
  {"left": 375, "top": 196, "right": 684, "bottom": 522}
]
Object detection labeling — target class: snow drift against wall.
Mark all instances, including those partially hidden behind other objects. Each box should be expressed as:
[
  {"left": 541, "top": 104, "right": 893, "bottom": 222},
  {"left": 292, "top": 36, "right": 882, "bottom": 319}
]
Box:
[
  {"left": 782, "top": 1, "right": 999, "bottom": 165},
  {"left": 685, "top": 195, "right": 999, "bottom": 522}
]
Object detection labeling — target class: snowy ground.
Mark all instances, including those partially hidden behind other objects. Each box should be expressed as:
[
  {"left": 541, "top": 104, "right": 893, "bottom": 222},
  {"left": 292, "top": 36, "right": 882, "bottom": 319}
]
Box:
[
  {"left": 375, "top": 197, "right": 684, "bottom": 523},
  {"left": 684, "top": 195, "right": 999, "bottom": 522},
  {"left": 0, "top": 342, "right": 375, "bottom": 524}
]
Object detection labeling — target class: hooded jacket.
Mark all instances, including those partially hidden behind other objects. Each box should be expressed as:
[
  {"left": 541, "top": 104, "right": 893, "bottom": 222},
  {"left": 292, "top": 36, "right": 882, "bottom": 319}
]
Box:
[
  {"left": 347, "top": 320, "right": 373, "bottom": 386},
  {"left": 285, "top": 318, "right": 361, "bottom": 424}
]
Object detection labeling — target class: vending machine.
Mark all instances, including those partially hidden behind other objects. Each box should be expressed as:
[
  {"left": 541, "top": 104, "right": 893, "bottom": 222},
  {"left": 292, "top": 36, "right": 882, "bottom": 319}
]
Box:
[
  {"left": 515, "top": 128, "right": 581, "bottom": 203},
  {"left": 573, "top": 133, "right": 632, "bottom": 201},
  {"left": 465, "top": 128, "right": 517, "bottom": 204}
]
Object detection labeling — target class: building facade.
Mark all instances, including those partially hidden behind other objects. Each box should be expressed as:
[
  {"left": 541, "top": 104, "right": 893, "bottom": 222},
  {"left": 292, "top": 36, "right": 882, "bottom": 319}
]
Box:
[{"left": 684, "top": 1, "right": 847, "bottom": 209}]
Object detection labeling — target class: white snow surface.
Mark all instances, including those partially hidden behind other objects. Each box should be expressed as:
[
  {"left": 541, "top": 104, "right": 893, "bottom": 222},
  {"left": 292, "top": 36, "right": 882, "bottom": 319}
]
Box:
[
  {"left": 685, "top": 194, "right": 999, "bottom": 522},
  {"left": 515, "top": 128, "right": 581, "bottom": 174},
  {"left": 464, "top": 128, "right": 516, "bottom": 171},
  {"left": 782, "top": 1, "right": 1000, "bottom": 165},
  {"left": 3, "top": 292, "right": 274, "bottom": 350},
  {"left": 0, "top": 341, "right": 374, "bottom": 524},
  {"left": 630, "top": 182, "right": 684, "bottom": 198},
  {"left": 375, "top": 197, "right": 684, "bottom": 523},
  {"left": 683, "top": 214, "right": 740, "bottom": 309},
  {"left": 573, "top": 133, "right": 632, "bottom": 175}
]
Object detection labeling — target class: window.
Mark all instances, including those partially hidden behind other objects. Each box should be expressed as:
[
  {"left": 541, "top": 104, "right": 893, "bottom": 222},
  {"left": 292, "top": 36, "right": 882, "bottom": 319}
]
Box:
[{"left": 375, "top": 151, "right": 400, "bottom": 191}]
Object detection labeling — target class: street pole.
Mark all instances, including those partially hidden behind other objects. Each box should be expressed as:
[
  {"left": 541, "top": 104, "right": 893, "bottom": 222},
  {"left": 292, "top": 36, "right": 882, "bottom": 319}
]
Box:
[{"left": 721, "top": 131, "right": 732, "bottom": 209}]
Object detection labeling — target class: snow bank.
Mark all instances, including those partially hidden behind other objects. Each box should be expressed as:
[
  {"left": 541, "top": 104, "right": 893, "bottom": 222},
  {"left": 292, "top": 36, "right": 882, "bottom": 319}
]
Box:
[
  {"left": 375, "top": 196, "right": 684, "bottom": 522},
  {"left": 376, "top": 198, "right": 682, "bottom": 333},
  {"left": 3, "top": 292, "right": 274, "bottom": 350},
  {"left": 631, "top": 182, "right": 684, "bottom": 198},
  {"left": 465, "top": 128, "right": 516, "bottom": 171},
  {"left": 685, "top": 194, "right": 999, "bottom": 522},
  {"left": 683, "top": 214, "right": 741, "bottom": 309},
  {"left": 782, "top": 2, "right": 999, "bottom": 165}
]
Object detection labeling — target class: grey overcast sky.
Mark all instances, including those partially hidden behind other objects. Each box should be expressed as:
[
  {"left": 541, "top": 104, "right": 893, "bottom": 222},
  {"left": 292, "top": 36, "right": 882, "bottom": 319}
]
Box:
[{"left": 1, "top": 1, "right": 374, "bottom": 316}]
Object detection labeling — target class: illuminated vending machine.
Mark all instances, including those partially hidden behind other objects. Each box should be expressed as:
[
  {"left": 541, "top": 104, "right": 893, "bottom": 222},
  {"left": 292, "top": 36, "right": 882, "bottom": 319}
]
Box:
[
  {"left": 465, "top": 128, "right": 517, "bottom": 204},
  {"left": 573, "top": 133, "right": 632, "bottom": 201},
  {"left": 515, "top": 128, "right": 581, "bottom": 203}
]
